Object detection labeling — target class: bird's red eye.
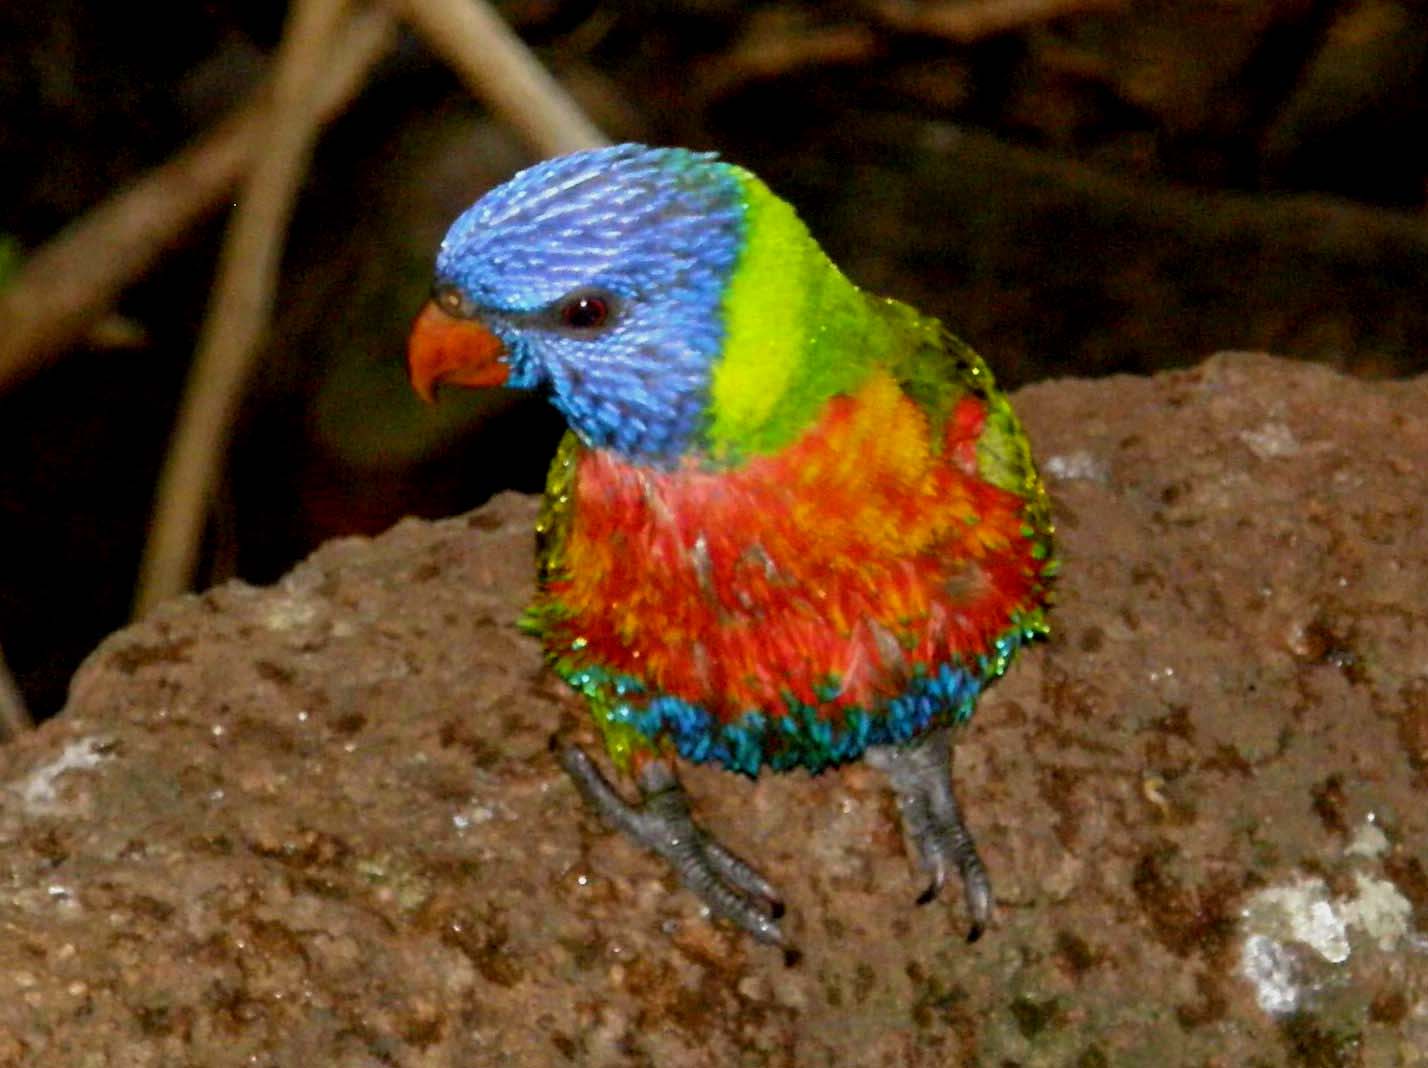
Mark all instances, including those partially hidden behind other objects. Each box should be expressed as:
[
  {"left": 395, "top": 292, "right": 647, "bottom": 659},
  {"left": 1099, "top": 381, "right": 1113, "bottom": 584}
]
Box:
[
  {"left": 432, "top": 282, "right": 476, "bottom": 319},
  {"left": 560, "top": 294, "right": 610, "bottom": 330}
]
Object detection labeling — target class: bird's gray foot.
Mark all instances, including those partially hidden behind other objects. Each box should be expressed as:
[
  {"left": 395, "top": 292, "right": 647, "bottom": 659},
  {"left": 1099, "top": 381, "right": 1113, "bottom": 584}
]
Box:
[
  {"left": 865, "top": 725, "right": 992, "bottom": 942},
  {"left": 558, "top": 745, "right": 789, "bottom": 951}
]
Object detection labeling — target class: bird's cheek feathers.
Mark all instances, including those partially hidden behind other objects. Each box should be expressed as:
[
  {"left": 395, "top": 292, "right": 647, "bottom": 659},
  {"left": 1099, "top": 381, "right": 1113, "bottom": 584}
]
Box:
[{"left": 407, "top": 300, "right": 511, "bottom": 402}]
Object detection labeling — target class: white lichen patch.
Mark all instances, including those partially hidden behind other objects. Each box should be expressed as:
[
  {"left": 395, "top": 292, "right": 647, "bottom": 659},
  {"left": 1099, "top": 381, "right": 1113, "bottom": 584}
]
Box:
[
  {"left": 1239, "top": 871, "right": 1417, "bottom": 1016},
  {"left": 15, "top": 737, "right": 111, "bottom": 814},
  {"left": 1043, "top": 450, "right": 1109, "bottom": 484},
  {"left": 1244, "top": 877, "right": 1350, "bottom": 963},
  {"left": 1241, "top": 933, "right": 1302, "bottom": 1015},
  {"left": 1339, "top": 872, "right": 1413, "bottom": 953},
  {"left": 261, "top": 594, "right": 320, "bottom": 632},
  {"left": 451, "top": 799, "right": 512, "bottom": 833},
  {"left": 1239, "top": 421, "right": 1301, "bottom": 459},
  {"left": 1344, "top": 817, "right": 1390, "bottom": 860}
]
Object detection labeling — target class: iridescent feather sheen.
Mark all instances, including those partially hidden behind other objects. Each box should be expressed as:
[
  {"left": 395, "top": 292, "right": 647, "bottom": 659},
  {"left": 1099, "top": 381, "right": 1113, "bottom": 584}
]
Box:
[
  {"left": 528, "top": 354, "right": 1051, "bottom": 775},
  {"left": 477, "top": 146, "right": 1058, "bottom": 775}
]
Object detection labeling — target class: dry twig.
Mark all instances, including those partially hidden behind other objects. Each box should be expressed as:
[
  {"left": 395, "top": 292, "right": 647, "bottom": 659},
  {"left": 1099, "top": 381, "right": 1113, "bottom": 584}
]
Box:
[
  {"left": 395, "top": 0, "right": 608, "bottom": 155},
  {"left": 135, "top": 3, "right": 395, "bottom": 616},
  {"left": 0, "top": 642, "right": 32, "bottom": 740},
  {"left": 137, "top": 0, "right": 608, "bottom": 614},
  {"left": 872, "top": 0, "right": 1127, "bottom": 41},
  {"left": 0, "top": 11, "right": 394, "bottom": 396},
  {"left": 0, "top": 109, "right": 257, "bottom": 394},
  {"left": 699, "top": 13, "right": 882, "bottom": 102}
]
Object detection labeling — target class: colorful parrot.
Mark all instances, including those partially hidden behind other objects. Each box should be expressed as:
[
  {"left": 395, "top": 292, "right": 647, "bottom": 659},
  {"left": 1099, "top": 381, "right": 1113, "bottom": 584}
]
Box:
[{"left": 407, "top": 144, "right": 1054, "bottom": 952}]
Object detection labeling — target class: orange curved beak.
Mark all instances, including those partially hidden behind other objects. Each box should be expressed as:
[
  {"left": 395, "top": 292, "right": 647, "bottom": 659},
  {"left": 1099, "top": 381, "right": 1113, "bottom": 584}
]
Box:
[{"left": 407, "top": 300, "right": 510, "bottom": 403}]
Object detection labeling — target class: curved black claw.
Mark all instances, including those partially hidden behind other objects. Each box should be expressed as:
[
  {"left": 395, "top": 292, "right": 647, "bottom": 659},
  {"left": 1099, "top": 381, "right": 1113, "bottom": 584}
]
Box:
[
  {"left": 866, "top": 726, "right": 992, "bottom": 941},
  {"left": 558, "top": 745, "right": 789, "bottom": 948}
]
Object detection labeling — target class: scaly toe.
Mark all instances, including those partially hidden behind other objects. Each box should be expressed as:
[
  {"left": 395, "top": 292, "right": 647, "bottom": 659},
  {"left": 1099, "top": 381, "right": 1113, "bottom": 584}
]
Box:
[{"left": 558, "top": 744, "right": 791, "bottom": 948}]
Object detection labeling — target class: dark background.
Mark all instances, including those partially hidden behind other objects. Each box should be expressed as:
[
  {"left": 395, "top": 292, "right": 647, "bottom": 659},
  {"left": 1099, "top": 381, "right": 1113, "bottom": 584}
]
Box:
[{"left": 2, "top": 0, "right": 1427, "bottom": 719}]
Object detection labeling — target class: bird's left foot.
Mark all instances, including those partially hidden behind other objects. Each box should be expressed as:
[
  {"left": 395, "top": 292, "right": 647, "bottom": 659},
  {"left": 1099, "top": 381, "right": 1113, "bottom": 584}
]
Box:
[
  {"left": 558, "top": 745, "right": 791, "bottom": 952},
  {"left": 866, "top": 725, "right": 992, "bottom": 942}
]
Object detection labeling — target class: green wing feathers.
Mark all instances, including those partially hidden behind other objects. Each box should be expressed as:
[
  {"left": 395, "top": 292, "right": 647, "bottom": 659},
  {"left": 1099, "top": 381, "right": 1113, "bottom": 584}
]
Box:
[{"left": 875, "top": 294, "right": 1055, "bottom": 560}]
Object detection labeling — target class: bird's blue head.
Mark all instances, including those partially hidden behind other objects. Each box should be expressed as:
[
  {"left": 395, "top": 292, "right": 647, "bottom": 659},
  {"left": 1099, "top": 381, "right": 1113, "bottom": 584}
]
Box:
[{"left": 408, "top": 144, "right": 746, "bottom": 463}]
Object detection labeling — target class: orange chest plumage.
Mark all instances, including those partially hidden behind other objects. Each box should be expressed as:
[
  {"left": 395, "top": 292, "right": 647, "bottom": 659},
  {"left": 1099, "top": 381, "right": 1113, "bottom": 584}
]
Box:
[{"left": 538, "top": 370, "right": 1045, "bottom": 725}]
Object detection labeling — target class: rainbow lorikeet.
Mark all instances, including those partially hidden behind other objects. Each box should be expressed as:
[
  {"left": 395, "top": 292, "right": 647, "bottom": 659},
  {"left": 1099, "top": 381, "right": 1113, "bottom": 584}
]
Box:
[{"left": 407, "top": 144, "right": 1054, "bottom": 951}]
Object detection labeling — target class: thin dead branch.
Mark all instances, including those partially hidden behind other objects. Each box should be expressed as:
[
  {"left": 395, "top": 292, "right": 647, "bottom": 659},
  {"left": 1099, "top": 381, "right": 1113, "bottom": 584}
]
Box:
[
  {"left": 135, "top": 4, "right": 395, "bottom": 617},
  {"left": 0, "top": 108, "right": 255, "bottom": 394},
  {"left": 0, "top": 642, "right": 33, "bottom": 740},
  {"left": 871, "top": 0, "right": 1127, "bottom": 42},
  {"left": 395, "top": 0, "right": 609, "bottom": 155},
  {"left": 0, "top": 10, "right": 394, "bottom": 396},
  {"left": 699, "top": 14, "right": 882, "bottom": 102},
  {"left": 137, "top": 0, "right": 607, "bottom": 614}
]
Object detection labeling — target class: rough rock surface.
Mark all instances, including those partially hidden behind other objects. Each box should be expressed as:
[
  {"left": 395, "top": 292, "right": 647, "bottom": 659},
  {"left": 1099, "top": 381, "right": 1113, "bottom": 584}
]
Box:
[{"left": 2, "top": 353, "right": 1426, "bottom": 1066}]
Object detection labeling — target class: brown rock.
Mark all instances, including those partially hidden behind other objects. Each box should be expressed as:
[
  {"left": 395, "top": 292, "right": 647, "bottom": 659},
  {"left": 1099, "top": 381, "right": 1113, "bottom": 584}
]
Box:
[{"left": 1, "top": 353, "right": 1425, "bottom": 1065}]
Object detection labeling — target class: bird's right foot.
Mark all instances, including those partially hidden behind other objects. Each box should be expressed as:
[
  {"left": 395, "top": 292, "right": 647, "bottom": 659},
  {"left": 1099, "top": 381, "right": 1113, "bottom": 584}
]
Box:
[{"left": 558, "top": 744, "right": 791, "bottom": 953}]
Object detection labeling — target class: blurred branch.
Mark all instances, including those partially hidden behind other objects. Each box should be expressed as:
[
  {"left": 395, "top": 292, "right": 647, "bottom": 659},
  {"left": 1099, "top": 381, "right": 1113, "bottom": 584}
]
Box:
[
  {"left": 0, "top": 11, "right": 394, "bottom": 396},
  {"left": 136, "top": 3, "right": 395, "bottom": 617},
  {"left": 0, "top": 641, "right": 33, "bottom": 741},
  {"left": 871, "top": 0, "right": 1127, "bottom": 41},
  {"left": 0, "top": 112, "right": 253, "bottom": 394},
  {"left": 699, "top": 13, "right": 882, "bottom": 102},
  {"left": 394, "top": 0, "right": 609, "bottom": 155},
  {"left": 138, "top": 0, "right": 606, "bottom": 614}
]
